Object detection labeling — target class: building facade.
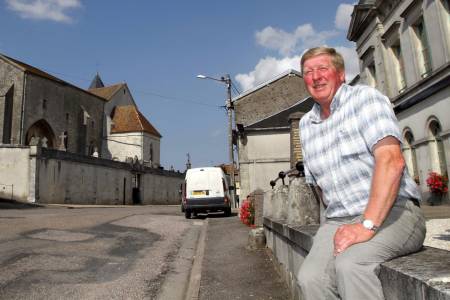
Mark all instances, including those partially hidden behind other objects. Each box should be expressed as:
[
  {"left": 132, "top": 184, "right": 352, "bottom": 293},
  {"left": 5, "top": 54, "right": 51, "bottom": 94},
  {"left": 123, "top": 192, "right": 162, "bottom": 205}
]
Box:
[
  {"left": 0, "top": 54, "right": 105, "bottom": 155},
  {"left": 233, "top": 70, "right": 313, "bottom": 199},
  {"left": 348, "top": 0, "right": 450, "bottom": 202}
]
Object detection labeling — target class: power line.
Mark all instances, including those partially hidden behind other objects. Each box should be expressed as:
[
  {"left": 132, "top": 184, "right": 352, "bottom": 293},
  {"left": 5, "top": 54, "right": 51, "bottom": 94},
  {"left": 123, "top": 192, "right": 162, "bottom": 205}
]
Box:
[{"left": 38, "top": 67, "right": 224, "bottom": 109}]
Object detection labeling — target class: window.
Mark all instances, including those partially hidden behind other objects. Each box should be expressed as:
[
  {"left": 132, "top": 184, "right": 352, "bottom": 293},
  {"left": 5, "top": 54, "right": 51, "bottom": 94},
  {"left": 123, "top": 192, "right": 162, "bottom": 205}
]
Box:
[
  {"left": 366, "top": 62, "right": 377, "bottom": 87},
  {"left": 42, "top": 99, "right": 47, "bottom": 110},
  {"left": 390, "top": 41, "right": 406, "bottom": 92},
  {"left": 412, "top": 17, "right": 432, "bottom": 77},
  {"left": 428, "top": 119, "right": 448, "bottom": 175},
  {"left": 403, "top": 129, "right": 419, "bottom": 183}
]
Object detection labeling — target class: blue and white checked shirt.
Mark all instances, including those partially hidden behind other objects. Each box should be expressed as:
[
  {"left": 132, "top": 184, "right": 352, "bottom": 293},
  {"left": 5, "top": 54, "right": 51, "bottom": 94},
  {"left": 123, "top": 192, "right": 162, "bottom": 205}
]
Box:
[{"left": 300, "top": 84, "right": 421, "bottom": 218}]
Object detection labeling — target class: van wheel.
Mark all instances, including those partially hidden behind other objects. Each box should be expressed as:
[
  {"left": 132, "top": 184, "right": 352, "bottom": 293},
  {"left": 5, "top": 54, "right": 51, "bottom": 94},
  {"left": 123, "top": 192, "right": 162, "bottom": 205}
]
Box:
[
  {"left": 224, "top": 207, "right": 231, "bottom": 217},
  {"left": 185, "top": 210, "right": 192, "bottom": 219}
]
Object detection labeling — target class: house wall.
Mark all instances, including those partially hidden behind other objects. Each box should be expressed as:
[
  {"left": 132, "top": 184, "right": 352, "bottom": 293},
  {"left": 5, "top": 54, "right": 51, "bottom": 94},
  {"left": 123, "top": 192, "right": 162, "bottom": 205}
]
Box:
[
  {"left": 238, "top": 130, "right": 290, "bottom": 199},
  {"left": 102, "top": 85, "right": 136, "bottom": 159},
  {"left": 107, "top": 132, "right": 144, "bottom": 161},
  {"left": 0, "top": 59, "right": 25, "bottom": 144}
]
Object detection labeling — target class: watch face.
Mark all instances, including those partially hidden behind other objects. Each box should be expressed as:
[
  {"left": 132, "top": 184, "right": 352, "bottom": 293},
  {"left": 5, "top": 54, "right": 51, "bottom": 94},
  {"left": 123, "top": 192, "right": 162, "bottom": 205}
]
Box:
[{"left": 363, "top": 219, "right": 374, "bottom": 229}]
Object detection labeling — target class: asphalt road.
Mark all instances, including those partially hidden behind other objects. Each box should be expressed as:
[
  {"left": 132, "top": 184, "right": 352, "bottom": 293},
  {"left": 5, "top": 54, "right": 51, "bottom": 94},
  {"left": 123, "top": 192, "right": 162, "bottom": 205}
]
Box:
[{"left": 0, "top": 204, "right": 201, "bottom": 300}]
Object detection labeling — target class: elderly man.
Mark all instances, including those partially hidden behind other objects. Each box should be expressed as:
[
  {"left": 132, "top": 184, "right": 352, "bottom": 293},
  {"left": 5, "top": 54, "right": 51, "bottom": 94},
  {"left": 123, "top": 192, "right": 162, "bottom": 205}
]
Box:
[{"left": 297, "top": 47, "right": 426, "bottom": 300}]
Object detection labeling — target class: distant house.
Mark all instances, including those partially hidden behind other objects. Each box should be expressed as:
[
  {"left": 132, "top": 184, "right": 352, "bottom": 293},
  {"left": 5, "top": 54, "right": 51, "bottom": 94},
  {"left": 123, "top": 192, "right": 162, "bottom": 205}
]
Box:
[
  {"left": 233, "top": 70, "right": 313, "bottom": 199},
  {"left": 0, "top": 53, "right": 105, "bottom": 155},
  {"left": 88, "top": 76, "right": 162, "bottom": 167},
  {"left": 348, "top": 0, "right": 450, "bottom": 202}
]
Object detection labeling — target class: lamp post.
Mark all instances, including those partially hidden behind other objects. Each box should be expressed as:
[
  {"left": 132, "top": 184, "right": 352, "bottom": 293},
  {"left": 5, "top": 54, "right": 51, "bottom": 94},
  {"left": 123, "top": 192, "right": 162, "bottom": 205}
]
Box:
[{"left": 197, "top": 74, "right": 236, "bottom": 206}]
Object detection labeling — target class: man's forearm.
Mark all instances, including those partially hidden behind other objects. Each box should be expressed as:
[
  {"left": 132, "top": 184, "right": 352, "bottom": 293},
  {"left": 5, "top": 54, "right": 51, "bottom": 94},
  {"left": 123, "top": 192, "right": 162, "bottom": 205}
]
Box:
[{"left": 363, "top": 137, "right": 405, "bottom": 227}]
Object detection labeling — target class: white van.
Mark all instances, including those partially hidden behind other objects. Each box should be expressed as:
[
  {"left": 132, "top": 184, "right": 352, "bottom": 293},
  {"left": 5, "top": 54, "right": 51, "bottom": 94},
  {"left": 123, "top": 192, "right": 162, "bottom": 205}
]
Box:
[{"left": 181, "top": 167, "right": 232, "bottom": 219}]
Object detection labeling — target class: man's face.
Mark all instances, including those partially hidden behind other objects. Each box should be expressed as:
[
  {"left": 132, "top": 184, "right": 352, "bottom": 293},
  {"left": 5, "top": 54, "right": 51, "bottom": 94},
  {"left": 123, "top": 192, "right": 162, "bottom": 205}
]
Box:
[{"left": 302, "top": 54, "right": 345, "bottom": 106}]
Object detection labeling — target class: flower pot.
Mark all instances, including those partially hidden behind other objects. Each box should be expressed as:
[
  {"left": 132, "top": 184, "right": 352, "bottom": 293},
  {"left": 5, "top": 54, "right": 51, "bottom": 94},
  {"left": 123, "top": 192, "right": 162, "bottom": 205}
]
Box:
[{"left": 428, "top": 193, "right": 444, "bottom": 206}]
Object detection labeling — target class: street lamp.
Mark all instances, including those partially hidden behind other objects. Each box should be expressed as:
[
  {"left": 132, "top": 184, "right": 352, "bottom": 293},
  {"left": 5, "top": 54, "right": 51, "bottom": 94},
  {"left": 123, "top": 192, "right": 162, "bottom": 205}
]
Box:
[{"left": 197, "top": 73, "right": 236, "bottom": 206}]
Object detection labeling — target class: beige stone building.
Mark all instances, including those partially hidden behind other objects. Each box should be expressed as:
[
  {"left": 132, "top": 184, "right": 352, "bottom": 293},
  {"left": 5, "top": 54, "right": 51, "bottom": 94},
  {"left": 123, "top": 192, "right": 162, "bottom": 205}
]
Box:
[
  {"left": 348, "top": 0, "right": 450, "bottom": 202},
  {"left": 233, "top": 70, "right": 313, "bottom": 199}
]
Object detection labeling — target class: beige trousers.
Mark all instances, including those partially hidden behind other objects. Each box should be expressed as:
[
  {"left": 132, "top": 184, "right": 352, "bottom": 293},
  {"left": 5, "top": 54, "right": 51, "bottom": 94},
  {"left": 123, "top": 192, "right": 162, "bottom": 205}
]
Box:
[{"left": 297, "top": 200, "right": 426, "bottom": 300}]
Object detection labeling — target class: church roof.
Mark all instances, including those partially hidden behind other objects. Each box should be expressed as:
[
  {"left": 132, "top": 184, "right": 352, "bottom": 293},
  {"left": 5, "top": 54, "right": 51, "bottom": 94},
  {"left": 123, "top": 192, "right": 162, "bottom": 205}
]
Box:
[
  {"left": 111, "top": 105, "right": 162, "bottom": 137},
  {"left": 88, "top": 83, "right": 125, "bottom": 100},
  {"left": 89, "top": 73, "right": 105, "bottom": 89},
  {"left": 0, "top": 53, "right": 107, "bottom": 102}
]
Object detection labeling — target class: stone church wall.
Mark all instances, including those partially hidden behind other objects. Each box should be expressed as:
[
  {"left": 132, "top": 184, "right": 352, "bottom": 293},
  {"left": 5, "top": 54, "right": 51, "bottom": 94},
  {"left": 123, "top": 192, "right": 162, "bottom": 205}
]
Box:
[
  {"left": 0, "top": 59, "right": 25, "bottom": 145},
  {"left": 23, "top": 74, "right": 105, "bottom": 155}
]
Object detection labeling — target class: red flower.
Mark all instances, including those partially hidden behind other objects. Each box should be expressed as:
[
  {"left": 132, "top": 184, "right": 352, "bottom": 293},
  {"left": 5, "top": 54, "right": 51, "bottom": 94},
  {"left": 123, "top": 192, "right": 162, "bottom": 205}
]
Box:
[
  {"left": 426, "top": 172, "right": 448, "bottom": 195},
  {"left": 240, "top": 198, "right": 255, "bottom": 227}
]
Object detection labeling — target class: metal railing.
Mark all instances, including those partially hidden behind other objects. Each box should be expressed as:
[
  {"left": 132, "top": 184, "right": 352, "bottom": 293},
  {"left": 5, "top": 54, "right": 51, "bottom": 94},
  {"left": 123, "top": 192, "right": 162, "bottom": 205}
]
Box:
[{"left": 270, "top": 161, "right": 305, "bottom": 189}]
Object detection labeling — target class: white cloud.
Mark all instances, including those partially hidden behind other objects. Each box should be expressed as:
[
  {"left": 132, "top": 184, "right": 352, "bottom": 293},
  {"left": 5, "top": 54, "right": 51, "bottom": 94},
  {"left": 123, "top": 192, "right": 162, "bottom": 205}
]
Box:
[
  {"left": 335, "top": 45, "right": 359, "bottom": 82},
  {"left": 235, "top": 56, "right": 301, "bottom": 91},
  {"left": 335, "top": 3, "right": 354, "bottom": 30},
  {"left": 236, "top": 3, "right": 359, "bottom": 91},
  {"left": 234, "top": 47, "right": 359, "bottom": 92},
  {"left": 6, "top": 0, "right": 82, "bottom": 23},
  {"left": 256, "top": 24, "right": 338, "bottom": 56}
]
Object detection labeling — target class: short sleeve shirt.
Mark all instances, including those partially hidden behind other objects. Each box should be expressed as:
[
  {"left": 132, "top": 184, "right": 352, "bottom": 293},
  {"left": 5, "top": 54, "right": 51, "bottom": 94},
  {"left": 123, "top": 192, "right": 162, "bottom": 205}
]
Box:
[{"left": 299, "top": 84, "right": 421, "bottom": 218}]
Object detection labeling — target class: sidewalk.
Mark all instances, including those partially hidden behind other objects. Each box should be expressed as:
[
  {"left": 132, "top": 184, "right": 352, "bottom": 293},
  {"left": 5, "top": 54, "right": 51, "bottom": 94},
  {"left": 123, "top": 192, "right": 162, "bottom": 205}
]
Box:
[{"left": 198, "top": 213, "right": 289, "bottom": 300}]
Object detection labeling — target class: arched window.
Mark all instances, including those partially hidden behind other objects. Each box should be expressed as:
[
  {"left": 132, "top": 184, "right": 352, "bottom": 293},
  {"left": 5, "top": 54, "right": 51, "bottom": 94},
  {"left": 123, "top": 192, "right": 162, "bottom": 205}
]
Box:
[
  {"left": 403, "top": 128, "right": 419, "bottom": 183},
  {"left": 428, "top": 118, "right": 448, "bottom": 175},
  {"left": 25, "top": 119, "right": 56, "bottom": 148}
]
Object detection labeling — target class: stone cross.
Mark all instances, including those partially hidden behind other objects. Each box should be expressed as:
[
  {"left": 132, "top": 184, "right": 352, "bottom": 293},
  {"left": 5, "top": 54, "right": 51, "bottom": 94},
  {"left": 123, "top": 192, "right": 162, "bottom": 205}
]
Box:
[{"left": 58, "top": 132, "right": 67, "bottom": 151}]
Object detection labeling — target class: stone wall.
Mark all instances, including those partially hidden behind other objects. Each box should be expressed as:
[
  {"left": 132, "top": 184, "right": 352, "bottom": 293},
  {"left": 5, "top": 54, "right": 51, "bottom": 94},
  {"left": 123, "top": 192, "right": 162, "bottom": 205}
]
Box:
[
  {"left": 0, "top": 146, "right": 31, "bottom": 201},
  {"left": 0, "top": 145, "right": 183, "bottom": 205}
]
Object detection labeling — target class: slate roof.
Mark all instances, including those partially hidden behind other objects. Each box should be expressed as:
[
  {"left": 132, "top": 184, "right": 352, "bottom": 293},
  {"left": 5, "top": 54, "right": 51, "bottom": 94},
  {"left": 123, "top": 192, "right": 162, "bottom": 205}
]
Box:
[
  {"left": 232, "top": 69, "right": 302, "bottom": 103},
  {"left": 88, "top": 83, "right": 125, "bottom": 101},
  {"left": 246, "top": 96, "right": 314, "bottom": 129},
  {"left": 111, "top": 105, "right": 162, "bottom": 137},
  {"left": 0, "top": 53, "right": 107, "bottom": 102},
  {"left": 89, "top": 73, "right": 105, "bottom": 89}
]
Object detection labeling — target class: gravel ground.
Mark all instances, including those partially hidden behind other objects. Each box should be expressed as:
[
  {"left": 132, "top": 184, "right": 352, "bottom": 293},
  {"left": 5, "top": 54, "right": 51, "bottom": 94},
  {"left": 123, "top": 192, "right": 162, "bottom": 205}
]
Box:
[{"left": 424, "top": 218, "right": 450, "bottom": 251}]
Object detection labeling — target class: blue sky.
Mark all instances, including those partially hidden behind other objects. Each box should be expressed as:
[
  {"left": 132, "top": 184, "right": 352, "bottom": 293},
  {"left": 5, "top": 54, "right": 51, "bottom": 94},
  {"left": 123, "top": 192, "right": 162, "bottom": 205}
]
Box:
[{"left": 0, "top": 0, "right": 357, "bottom": 171}]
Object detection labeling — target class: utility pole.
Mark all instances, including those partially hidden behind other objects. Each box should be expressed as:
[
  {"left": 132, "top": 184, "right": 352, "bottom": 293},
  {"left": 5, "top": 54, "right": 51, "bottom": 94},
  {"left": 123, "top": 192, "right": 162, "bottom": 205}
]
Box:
[
  {"left": 196, "top": 73, "right": 237, "bottom": 207},
  {"left": 224, "top": 74, "right": 236, "bottom": 207}
]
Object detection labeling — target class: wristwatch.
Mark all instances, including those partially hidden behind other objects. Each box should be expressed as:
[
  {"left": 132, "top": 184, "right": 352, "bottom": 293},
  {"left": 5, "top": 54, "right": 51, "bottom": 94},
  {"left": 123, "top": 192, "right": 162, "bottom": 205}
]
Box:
[{"left": 362, "top": 219, "right": 379, "bottom": 232}]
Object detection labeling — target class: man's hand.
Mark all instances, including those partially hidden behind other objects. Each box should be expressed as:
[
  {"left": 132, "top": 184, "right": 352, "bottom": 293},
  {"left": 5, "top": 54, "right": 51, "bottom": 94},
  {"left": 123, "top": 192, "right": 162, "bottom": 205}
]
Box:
[{"left": 333, "top": 223, "right": 375, "bottom": 256}]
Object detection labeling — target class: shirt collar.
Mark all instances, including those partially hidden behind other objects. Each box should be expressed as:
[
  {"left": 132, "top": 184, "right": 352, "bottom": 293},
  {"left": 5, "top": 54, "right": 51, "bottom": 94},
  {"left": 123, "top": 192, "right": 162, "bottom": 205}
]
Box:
[{"left": 309, "top": 84, "right": 348, "bottom": 123}]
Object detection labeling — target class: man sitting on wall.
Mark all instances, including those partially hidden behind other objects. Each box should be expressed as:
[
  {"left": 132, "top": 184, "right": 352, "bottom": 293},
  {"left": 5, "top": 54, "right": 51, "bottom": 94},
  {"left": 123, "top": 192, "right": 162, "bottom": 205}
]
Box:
[{"left": 297, "top": 47, "right": 426, "bottom": 300}]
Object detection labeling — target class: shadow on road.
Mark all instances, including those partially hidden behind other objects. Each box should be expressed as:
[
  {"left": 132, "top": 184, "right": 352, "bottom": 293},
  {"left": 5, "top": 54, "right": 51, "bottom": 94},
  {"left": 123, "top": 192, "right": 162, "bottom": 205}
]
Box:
[
  {"left": 192, "top": 212, "right": 238, "bottom": 219},
  {"left": 0, "top": 199, "right": 43, "bottom": 209}
]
